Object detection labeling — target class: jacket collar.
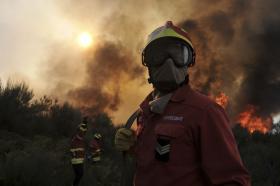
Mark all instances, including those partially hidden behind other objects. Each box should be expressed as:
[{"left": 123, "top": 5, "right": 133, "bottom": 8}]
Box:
[
  {"left": 140, "top": 82, "right": 192, "bottom": 115},
  {"left": 170, "top": 83, "right": 191, "bottom": 102}
]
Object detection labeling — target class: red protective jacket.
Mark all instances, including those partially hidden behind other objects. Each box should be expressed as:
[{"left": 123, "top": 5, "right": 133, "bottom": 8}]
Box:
[
  {"left": 134, "top": 83, "right": 250, "bottom": 186},
  {"left": 89, "top": 139, "right": 100, "bottom": 150},
  {"left": 70, "top": 132, "right": 85, "bottom": 164},
  {"left": 89, "top": 139, "right": 101, "bottom": 162}
]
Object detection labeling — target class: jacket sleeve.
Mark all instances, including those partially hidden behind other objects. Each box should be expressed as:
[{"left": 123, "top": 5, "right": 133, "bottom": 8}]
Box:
[
  {"left": 90, "top": 140, "right": 100, "bottom": 152},
  {"left": 199, "top": 103, "right": 251, "bottom": 186}
]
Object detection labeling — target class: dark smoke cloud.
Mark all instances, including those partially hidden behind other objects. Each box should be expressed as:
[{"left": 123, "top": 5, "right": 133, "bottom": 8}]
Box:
[
  {"left": 68, "top": 40, "right": 144, "bottom": 115},
  {"left": 207, "top": 11, "right": 235, "bottom": 45},
  {"left": 179, "top": 0, "right": 280, "bottom": 119},
  {"left": 239, "top": 20, "right": 280, "bottom": 116}
]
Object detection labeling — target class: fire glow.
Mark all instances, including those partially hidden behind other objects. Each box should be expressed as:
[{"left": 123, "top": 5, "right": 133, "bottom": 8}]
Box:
[
  {"left": 215, "top": 92, "right": 229, "bottom": 109},
  {"left": 237, "top": 105, "right": 272, "bottom": 134},
  {"left": 213, "top": 93, "right": 272, "bottom": 134}
]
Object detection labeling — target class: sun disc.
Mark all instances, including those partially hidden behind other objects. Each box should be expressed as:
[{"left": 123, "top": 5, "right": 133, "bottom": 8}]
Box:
[{"left": 78, "top": 32, "right": 92, "bottom": 48}]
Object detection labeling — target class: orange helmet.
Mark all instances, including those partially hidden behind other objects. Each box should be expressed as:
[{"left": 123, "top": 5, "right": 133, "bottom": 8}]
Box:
[{"left": 142, "top": 21, "right": 196, "bottom": 67}]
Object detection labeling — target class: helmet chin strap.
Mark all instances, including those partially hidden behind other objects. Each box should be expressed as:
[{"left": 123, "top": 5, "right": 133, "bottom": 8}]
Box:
[
  {"left": 181, "top": 74, "right": 189, "bottom": 85},
  {"left": 147, "top": 68, "right": 154, "bottom": 84}
]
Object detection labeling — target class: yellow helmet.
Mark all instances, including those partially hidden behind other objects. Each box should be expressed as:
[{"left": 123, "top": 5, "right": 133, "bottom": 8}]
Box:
[
  {"left": 143, "top": 21, "right": 196, "bottom": 67},
  {"left": 94, "top": 133, "right": 102, "bottom": 140},
  {"left": 79, "top": 123, "right": 87, "bottom": 132}
]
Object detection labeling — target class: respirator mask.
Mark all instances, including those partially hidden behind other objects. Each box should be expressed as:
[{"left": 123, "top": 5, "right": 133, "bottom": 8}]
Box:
[{"left": 142, "top": 38, "right": 193, "bottom": 93}]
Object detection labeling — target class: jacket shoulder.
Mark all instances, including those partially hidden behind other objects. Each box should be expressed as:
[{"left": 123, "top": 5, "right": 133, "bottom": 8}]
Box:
[{"left": 183, "top": 89, "right": 217, "bottom": 110}]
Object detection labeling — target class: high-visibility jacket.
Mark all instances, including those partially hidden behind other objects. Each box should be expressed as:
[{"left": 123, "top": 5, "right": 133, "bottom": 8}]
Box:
[
  {"left": 89, "top": 139, "right": 101, "bottom": 162},
  {"left": 70, "top": 134, "right": 85, "bottom": 164},
  {"left": 133, "top": 83, "right": 251, "bottom": 186}
]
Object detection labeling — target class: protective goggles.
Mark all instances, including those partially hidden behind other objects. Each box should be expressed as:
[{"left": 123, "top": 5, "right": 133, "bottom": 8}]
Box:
[{"left": 142, "top": 38, "right": 193, "bottom": 67}]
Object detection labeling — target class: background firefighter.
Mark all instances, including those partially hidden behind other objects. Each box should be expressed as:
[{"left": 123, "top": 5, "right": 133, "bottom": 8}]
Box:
[
  {"left": 87, "top": 133, "right": 102, "bottom": 164},
  {"left": 115, "top": 21, "right": 251, "bottom": 186},
  {"left": 70, "top": 117, "right": 88, "bottom": 186}
]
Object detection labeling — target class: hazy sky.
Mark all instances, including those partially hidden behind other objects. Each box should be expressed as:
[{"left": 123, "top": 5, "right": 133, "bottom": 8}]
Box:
[
  {"left": 0, "top": 0, "right": 194, "bottom": 84},
  {"left": 0, "top": 0, "right": 189, "bottom": 123},
  {"left": 1, "top": 0, "right": 75, "bottom": 88}
]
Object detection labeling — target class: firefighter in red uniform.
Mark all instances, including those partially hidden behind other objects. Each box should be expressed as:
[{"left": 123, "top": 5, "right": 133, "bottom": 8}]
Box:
[
  {"left": 70, "top": 117, "right": 88, "bottom": 186},
  {"left": 115, "top": 21, "right": 251, "bottom": 186},
  {"left": 87, "top": 133, "right": 102, "bottom": 163}
]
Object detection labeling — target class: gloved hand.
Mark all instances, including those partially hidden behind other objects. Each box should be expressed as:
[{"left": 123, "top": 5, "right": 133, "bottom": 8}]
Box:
[
  {"left": 86, "top": 153, "right": 92, "bottom": 161},
  {"left": 115, "top": 128, "right": 136, "bottom": 151}
]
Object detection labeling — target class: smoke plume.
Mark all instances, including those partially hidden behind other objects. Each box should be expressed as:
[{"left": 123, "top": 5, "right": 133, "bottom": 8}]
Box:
[
  {"left": 179, "top": 0, "right": 280, "bottom": 119},
  {"left": 68, "top": 40, "right": 144, "bottom": 115}
]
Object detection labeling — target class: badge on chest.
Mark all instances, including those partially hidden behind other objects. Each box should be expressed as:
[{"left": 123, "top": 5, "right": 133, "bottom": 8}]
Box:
[{"left": 155, "top": 137, "right": 171, "bottom": 162}]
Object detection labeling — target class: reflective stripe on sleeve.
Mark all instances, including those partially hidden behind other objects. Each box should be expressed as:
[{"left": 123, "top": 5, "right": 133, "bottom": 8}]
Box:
[
  {"left": 93, "top": 157, "right": 101, "bottom": 161},
  {"left": 71, "top": 158, "right": 84, "bottom": 164},
  {"left": 70, "top": 148, "right": 84, "bottom": 152}
]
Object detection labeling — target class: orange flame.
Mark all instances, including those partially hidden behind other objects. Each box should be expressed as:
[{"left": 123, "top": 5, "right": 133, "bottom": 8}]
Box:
[
  {"left": 214, "top": 92, "right": 229, "bottom": 109},
  {"left": 237, "top": 105, "right": 272, "bottom": 134}
]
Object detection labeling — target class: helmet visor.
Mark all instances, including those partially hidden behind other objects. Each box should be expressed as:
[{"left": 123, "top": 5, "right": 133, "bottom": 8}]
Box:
[{"left": 142, "top": 38, "right": 192, "bottom": 67}]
